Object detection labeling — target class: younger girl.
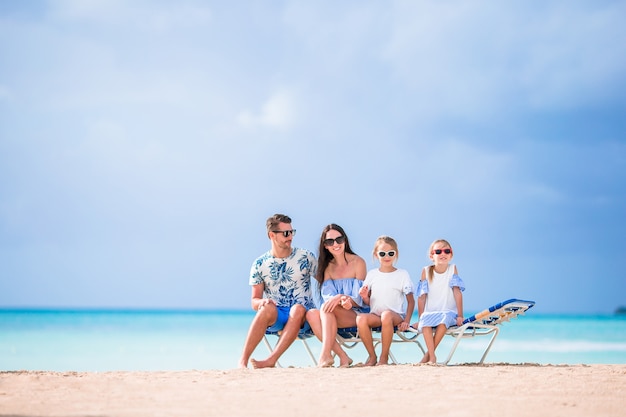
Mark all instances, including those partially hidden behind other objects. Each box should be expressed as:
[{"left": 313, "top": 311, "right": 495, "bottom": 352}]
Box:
[
  {"left": 357, "top": 236, "right": 415, "bottom": 366},
  {"left": 416, "top": 239, "right": 465, "bottom": 363}
]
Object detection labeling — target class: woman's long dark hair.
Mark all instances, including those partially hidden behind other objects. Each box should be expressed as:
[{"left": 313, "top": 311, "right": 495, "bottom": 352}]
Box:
[{"left": 316, "top": 224, "right": 357, "bottom": 286}]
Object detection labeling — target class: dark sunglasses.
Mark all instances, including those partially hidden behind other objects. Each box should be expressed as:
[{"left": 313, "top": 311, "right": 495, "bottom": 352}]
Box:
[
  {"left": 323, "top": 236, "right": 346, "bottom": 246},
  {"left": 272, "top": 229, "right": 296, "bottom": 237},
  {"left": 433, "top": 248, "right": 452, "bottom": 255},
  {"left": 378, "top": 251, "right": 396, "bottom": 258}
]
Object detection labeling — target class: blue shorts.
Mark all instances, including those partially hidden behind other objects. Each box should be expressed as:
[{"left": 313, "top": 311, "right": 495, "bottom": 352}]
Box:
[{"left": 266, "top": 306, "right": 311, "bottom": 333}]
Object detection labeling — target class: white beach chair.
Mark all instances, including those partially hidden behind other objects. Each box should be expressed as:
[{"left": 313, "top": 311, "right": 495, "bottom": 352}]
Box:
[
  {"left": 404, "top": 298, "right": 536, "bottom": 365},
  {"left": 262, "top": 328, "right": 318, "bottom": 367},
  {"left": 335, "top": 326, "right": 426, "bottom": 364}
]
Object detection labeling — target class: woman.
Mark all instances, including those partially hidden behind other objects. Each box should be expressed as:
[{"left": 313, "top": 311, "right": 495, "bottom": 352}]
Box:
[{"left": 306, "top": 224, "right": 367, "bottom": 367}]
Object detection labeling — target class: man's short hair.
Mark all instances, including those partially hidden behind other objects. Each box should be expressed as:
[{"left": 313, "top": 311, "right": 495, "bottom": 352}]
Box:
[{"left": 266, "top": 213, "right": 292, "bottom": 233}]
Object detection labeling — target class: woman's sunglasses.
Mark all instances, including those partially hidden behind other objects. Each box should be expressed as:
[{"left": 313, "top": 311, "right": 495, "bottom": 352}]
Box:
[
  {"left": 323, "top": 236, "right": 346, "bottom": 246},
  {"left": 272, "top": 229, "right": 296, "bottom": 237},
  {"left": 378, "top": 251, "right": 396, "bottom": 258},
  {"left": 432, "top": 248, "right": 452, "bottom": 255}
]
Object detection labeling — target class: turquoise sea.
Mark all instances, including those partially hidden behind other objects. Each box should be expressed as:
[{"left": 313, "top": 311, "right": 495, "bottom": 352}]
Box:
[{"left": 1, "top": 309, "right": 625, "bottom": 371}]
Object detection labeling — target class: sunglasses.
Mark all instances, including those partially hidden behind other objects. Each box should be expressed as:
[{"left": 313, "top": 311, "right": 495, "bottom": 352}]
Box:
[
  {"left": 323, "top": 236, "right": 346, "bottom": 246},
  {"left": 432, "top": 248, "right": 452, "bottom": 255},
  {"left": 272, "top": 229, "right": 296, "bottom": 237},
  {"left": 378, "top": 251, "right": 396, "bottom": 258}
]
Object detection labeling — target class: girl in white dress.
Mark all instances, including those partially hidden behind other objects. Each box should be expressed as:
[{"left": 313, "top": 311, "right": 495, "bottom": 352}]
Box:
[
  {"left": 415, "top": 239, "right": 465, "bottom": 364},
  {"left": 357, "top": 236, "right": 415, "bottom": 366}
]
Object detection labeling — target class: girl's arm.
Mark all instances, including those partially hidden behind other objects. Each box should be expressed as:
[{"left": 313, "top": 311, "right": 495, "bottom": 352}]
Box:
[
  {"left": 359, "top": 285, "right": 371, "bottom": 305},
  {"left": 452, "top": 265, "right": 463, "bottom": 325},
  {"left": 453, "top": 286, "right": 464, "bottom": 326},
  {"left": 417, "top": 268, "right": 426, "bottom": 318},
  {"left": 400, "top": 293, "right": 415, "bottom": 331},
  {"left": 417, "top": 292, "right": 425, "bottom": 318}
]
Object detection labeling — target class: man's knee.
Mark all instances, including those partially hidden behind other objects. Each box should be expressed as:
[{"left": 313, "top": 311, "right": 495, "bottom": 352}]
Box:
[
  {"left": 256, "top": 304, "right": 278, "bottom": 324},
  {"left": 289, "top": 304, "right": 306, "bottom": 318}
]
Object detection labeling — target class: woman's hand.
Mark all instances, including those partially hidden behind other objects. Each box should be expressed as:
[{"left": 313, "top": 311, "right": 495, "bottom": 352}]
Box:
[
  {"left": 339, "top": 296, "right": 353, "bottom": 310},
  {"left": 321, "top": 295, "right": 342, "bottom": 313}
]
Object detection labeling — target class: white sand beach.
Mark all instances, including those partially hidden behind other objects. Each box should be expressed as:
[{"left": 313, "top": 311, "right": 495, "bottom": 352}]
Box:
[{"left": 1, "top": 364, "right": 625, "bottom": 417}]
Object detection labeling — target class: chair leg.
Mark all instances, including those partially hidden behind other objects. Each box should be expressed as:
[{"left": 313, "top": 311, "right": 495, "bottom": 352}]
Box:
[
  {"left": 300, "top": 337, "right": 318, "bottom": 366},
  {"left": 262, "top": 334, "right": 282, "bottom": 368}
]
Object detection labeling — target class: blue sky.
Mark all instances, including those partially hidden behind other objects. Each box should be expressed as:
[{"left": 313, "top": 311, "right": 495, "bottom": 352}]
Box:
[{"left": 1, "top": 1, "right": 624, "bottom": 314}]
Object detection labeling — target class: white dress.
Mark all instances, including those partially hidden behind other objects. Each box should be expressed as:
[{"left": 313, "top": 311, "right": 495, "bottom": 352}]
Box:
[{"left": 417, "top": 264, "right": 465, "bottom": 331}]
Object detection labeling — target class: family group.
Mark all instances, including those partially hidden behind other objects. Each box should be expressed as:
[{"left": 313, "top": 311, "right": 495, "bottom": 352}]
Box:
[{"left": 238, "top": 213, "right": 465, "bottom": 369}]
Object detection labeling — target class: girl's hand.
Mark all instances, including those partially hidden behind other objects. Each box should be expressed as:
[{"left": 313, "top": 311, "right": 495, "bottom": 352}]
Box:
[
  {"left": 397, "top": 321, "right": 410, "bottom": 331},
  {"left": 359, "top": 285, "right": 369, "bottom": 298},
  {"left": 456, "top": 316, "right": 464, "bottom": 326},
  {"left": 339, "top": 296, "right": 352, "bottom": 310}
]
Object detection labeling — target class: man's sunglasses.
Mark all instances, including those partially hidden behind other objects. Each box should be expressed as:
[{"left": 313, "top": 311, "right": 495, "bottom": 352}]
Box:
[
  {"left": 323, "top": 236, "right": 346, "bottom": 246},
  {"left": 378, "top": 251, "right": 396, "bottom": 258},
  {"left": 432, "top": 248, "right": 452, "bottom": 255},
  {"left": 272, "top": 229, "right": 296, "bottom": 237}
]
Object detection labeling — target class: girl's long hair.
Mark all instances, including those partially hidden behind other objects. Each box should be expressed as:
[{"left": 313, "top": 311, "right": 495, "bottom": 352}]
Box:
[{"left": 316, "top": 224, "right": 356, "bottom": 285}]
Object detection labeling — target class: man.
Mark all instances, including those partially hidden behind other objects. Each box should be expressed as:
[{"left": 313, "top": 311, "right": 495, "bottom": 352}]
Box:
[{"left": 238, "top": 213, "right": 316, "bottom": 369}]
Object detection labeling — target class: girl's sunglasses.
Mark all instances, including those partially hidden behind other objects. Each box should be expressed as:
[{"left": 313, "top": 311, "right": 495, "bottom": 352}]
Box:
[
  {"left": 432, "top": 248, "right": 452, "bottom": 255},
  {"left": 323, "top": 236, "right": 346, "bottom": 246},
  {"left": 378, "top": 251, "right": 396, "bottom": 258},
  {"left": 272, "top": 229, "right": 296, "bottom": 237}
]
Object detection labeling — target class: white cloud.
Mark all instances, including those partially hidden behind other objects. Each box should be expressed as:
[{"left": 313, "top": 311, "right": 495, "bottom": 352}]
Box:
[{"left": 237, "top": 90, "right": 297, "bottom": 130}]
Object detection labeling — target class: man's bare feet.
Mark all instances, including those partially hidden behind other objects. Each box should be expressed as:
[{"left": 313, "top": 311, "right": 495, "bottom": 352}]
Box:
[{"left": 250, "top": 358, "right": 276, "bottom": 369}]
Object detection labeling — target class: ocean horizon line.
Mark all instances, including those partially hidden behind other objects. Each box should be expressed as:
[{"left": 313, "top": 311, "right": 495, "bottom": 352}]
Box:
[
  {"left": 0, "top": 307, "right": 254, "bottom": 315},
  {"left": 1, "top": 306, "right": 625, "bottom": 319}
]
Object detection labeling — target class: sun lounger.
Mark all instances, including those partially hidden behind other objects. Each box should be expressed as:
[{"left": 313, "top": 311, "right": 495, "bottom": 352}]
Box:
[
  {"left": 406, "top": 298, "right": 536, "bottom": 365},
  {"left": 335, "top": 326, "right": 426, "bottom": 364},
  {"left": 264, "top": 299, "right": 534, "bottom": 366},
  {"left": 262, "top": 328, "right": 318, "bottom": 367}
]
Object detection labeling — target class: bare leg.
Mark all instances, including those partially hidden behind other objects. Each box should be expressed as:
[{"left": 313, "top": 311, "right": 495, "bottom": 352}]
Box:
[
  {"left": 320, "top": 308, "right": 356, "bottom": 367},
  {"left": 239, "top": 304, "right": 278, "bottom": 368},
  {"left": 421, "top": 326, "right": 436, "bottom": 363},
  {"left": 356, "top": 313, "right": 380, "bottom": 366},
  {"left": 378, "top": 311, "right": 402, "bottom": 365},
  {"left": 430, "top": 323, "right": 448, "bottom": 362},
  {"left": 307, "top": 309, "right": 334, "bottom": 367},
  {"left": 306, "top": 309, "right": 323, "bottom": 341},
  {"left": 250, "top": 304, "right": 306, "bottom": 369}
]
